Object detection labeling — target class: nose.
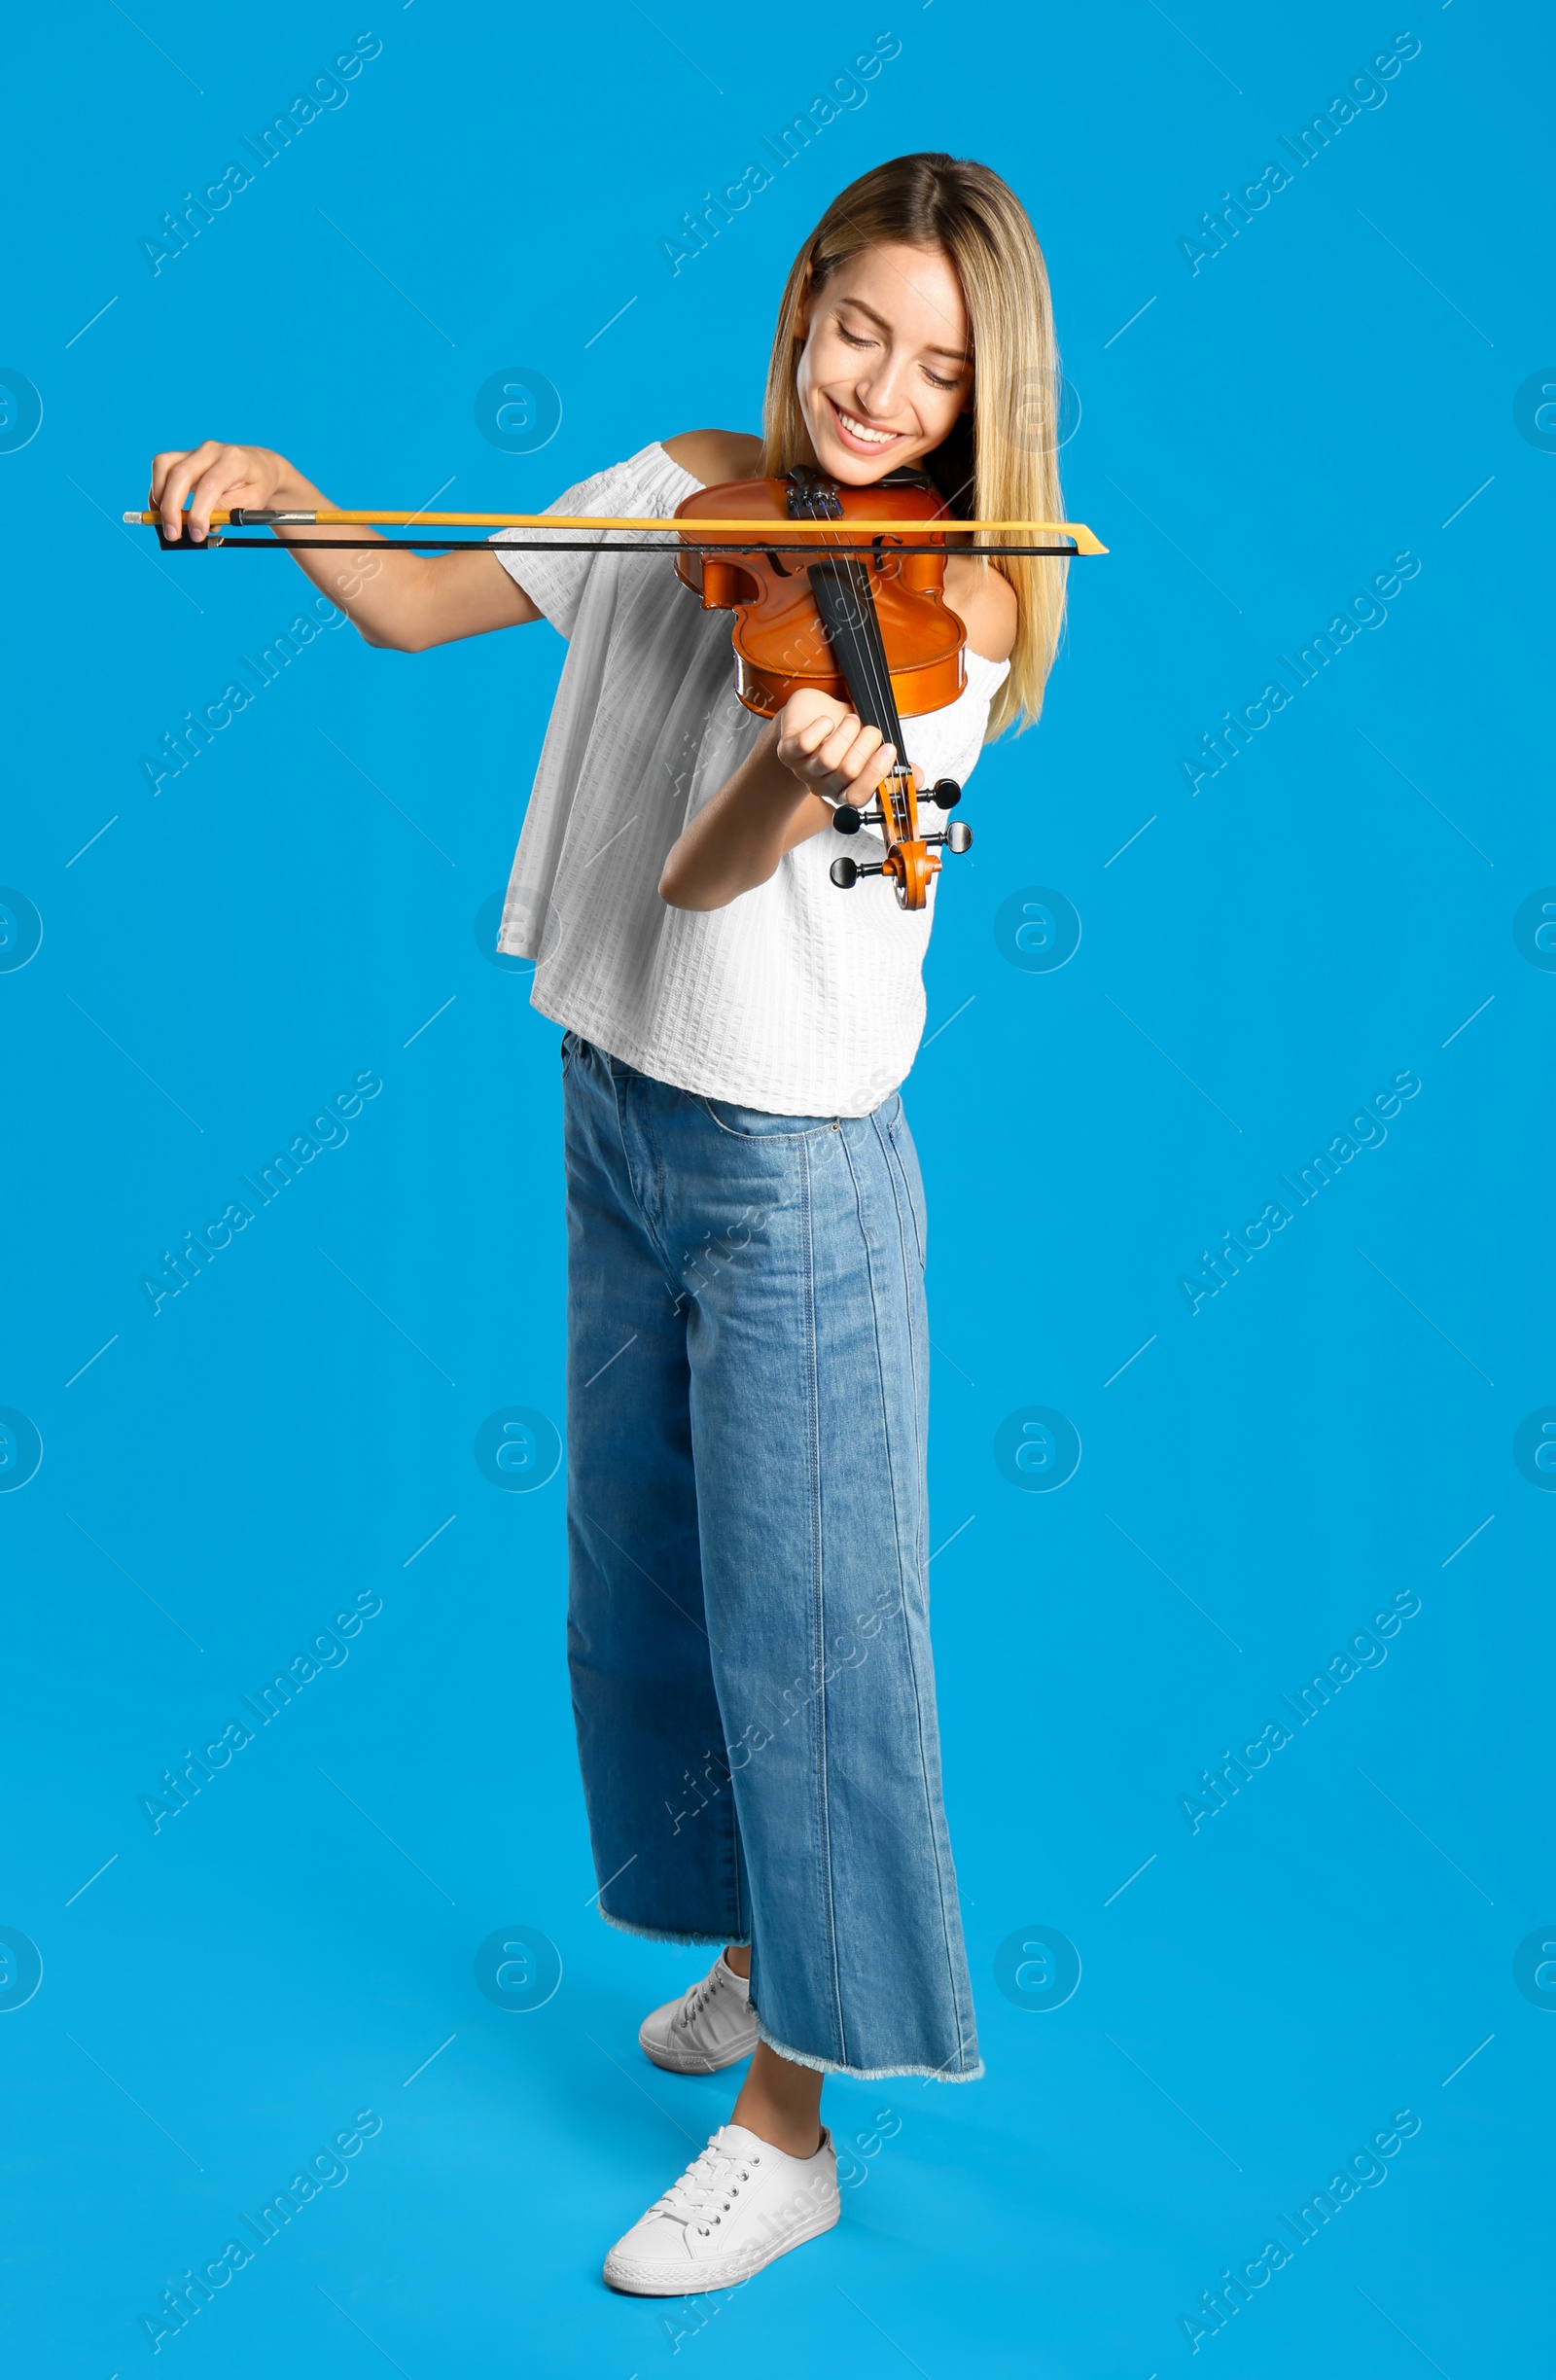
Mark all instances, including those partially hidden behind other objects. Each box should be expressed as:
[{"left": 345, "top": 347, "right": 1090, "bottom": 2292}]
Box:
[{"left": 851, "top": 355, "right": 910, "bottom": 423}]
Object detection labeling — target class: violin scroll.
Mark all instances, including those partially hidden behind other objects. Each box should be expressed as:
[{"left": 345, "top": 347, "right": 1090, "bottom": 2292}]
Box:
[
  {"left": 827, "top": 766, "right": 971, "bottom": 894},
  {"left": 829, "top": 813, "right": 971, "bottom": 894}
]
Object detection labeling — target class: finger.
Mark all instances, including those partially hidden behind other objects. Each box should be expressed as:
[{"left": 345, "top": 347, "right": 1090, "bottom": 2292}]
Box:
[
  {"left": 159, "top": 441, "right": 225, "bottom": 536},
  {"left": 783, "top": 690, "right": 843, "bottom": 738},
  {"left": 194, "top": 448, "right": 262, "bottom": 541},
  {"left": 149, "top": 448, "right": 192, "bottom": 509},
  {"left": 158, "top": 441, "right": 222, "bottom": 540},
  {"left": 849, "top": 738, "right": 896, "bottom": 792},
  {"left": 818, "top": 717, "right": 876, "bottom": 775},
  {"left": 831, "top": 728, "right": 888, "bottom": 788},
  {"left": 831, "top": 738, "right": 894, "bottom": 799},
  {"left": 184, "top": 476, "right": 222, "bottom": 542},
  {"left": 187, "top": 449, "right": 250, "bottom": 543},
  {"left": 778, "top": 707, "right": 858, "bottom": 782},
  {"left": 799, "top": 707, "right": 857, "bottom": 759}
]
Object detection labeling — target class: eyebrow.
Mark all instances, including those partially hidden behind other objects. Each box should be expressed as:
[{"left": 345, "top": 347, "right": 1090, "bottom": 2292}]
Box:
[{"left": 834, "top": 293, "right": 971, "bottom": 365}]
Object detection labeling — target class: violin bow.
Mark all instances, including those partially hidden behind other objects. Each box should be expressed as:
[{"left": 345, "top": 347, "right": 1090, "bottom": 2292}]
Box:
[{"left": 123, "top": 506, "right": 1108, "bottom": 557}]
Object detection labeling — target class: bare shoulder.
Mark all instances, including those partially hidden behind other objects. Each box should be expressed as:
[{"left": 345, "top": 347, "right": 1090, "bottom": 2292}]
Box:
[
  {"left": 943, "top": 557, "right": 1019, "bottom": 664},
  {"left": 663, "top": 428, "right": 764, "bottom": 487}
]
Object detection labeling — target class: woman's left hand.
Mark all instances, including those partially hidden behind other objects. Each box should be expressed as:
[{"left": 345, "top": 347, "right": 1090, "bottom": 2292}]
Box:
[{"left": 775, "top": 688, "right": 905, "bottom": 807}]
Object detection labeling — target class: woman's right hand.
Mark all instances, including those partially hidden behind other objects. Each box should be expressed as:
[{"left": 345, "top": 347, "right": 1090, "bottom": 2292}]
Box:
[
  {"left": 142, "top": 440, "right": 541, "bottom": 650},
  {"left": 150, "top": 442, "right": 296, "bottom": 542}
]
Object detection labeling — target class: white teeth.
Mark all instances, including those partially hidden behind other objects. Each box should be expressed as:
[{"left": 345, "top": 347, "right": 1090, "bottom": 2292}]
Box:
[{"left": 835, "top": 406, "right": 895, "bottom": 445}]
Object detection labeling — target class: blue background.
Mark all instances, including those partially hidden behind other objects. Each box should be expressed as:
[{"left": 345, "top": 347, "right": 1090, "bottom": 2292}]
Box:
[{"left": 3, "top": 2, "right": 1551, "bottom": 2372}]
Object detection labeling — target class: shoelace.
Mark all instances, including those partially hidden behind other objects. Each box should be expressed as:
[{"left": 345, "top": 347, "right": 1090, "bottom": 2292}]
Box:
[
  {"left": 676, "top": 1965, "right": 725, "bottom": 2029},
  {"left": 653, "top": 2139, "right": 758, "bottom": 2235}
]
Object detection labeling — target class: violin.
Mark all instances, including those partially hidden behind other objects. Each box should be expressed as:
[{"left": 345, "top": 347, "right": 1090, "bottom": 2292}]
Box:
[
  {"left": 128, "top": 482, "right": 1103, "bottom": 915},
  {"left": 675, "top": 467, "right": 973, "bottom": 912}
]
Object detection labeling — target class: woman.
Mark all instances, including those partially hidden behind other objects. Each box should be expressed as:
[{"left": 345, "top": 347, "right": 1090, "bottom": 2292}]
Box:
[{"left": 150, "top": 151, "right": 1068, "bottom": 2295}]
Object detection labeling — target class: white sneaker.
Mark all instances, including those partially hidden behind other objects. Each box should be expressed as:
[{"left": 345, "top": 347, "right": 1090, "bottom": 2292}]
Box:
[
  {"left": 603, "top": 2121, "right": 839, "bottom": 2295},
  {"left": 638, "top": 1952, "right": 759, "bottom": 2074}
]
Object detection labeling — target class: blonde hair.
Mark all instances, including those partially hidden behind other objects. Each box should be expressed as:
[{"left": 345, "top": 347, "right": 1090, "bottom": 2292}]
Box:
[{"left": 760, "top": 153, "right": 1067, "bottom": 738}]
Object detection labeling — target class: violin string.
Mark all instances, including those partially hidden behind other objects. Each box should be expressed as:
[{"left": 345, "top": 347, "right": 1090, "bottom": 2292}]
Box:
[
  {"left": 837, "top": 490, "right": 913, "bottom": 845},
  {"left": 842, "top": 492, "right": 909, "bottom": 846},
  {"left": 799, "top": 478, "right": 881, "bottom": 811},
  {"left": 798, "top": 475, "right": 911, "bottom": 844},
  {"left": 845, "top": 546, "right": 909, "bottom": 839}
]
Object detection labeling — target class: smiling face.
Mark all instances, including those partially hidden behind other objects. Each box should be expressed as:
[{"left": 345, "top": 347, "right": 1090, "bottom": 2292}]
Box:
[{"left": 793, "top": 241, "right": 972, "bottom": 484}]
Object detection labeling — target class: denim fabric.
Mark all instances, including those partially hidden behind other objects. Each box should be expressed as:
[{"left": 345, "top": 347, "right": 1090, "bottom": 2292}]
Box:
[{"left": 562, "top": 1032, "right": 981, "bottom": 2081}]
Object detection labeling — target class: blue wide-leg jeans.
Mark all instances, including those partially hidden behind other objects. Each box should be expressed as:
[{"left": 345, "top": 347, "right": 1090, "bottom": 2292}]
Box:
[{"left": 561, "top": 1032, "right": 980, "bottom": 2081}]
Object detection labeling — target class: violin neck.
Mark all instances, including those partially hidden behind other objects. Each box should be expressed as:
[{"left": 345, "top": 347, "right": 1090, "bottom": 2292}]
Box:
[
  {"left": 788, "top": 468, "right": 924, "bottom": 851},
  {"left": 803, "top": 559, "right": 908, "bottom": 754}
]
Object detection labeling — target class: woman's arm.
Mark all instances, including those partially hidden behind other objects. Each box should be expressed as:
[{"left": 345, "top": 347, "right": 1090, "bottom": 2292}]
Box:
[
  {"left": 150, "top": 442, "right": 539, "bottom": 652},
  {"left": 660, "top": 551, "right": 1019, "bottom": 912},
  {"left": 658, "top": 689, "right": 899, "bottom": 912}
]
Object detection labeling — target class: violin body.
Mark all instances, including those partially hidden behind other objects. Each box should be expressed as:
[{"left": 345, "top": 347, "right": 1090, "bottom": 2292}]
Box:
[
  {"left": 675, "top": 471, "right": 973, "bottom": 911},
  {"left": 674, "top": 476, "right": 966, "bottom": 720}
]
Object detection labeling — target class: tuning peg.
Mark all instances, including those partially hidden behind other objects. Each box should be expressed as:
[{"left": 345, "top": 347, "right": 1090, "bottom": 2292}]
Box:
[
  {"left": 832, "top": 804, "right": 863, "bottom": 835},
  {"left": 831, "top": 856, "right": 888, "bottom": 888},
  {"left": 929, "top": 778, "right": 962, "bottom": 810},
  {"left": 923, "top": 821, "right": 973, "bottom": 855}
]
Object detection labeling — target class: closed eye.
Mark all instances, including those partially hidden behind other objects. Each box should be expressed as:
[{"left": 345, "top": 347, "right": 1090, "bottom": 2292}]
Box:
[{"left": 840, "top": 324, "right": 959, "bottom": 392}]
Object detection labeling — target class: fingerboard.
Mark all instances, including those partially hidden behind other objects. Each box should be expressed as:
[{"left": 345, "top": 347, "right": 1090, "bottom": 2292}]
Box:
[
  {"left": 789, "top": 472, "right": 917, "bottom": 849},
  {"left": 802, "top": 558, "right": 908, "bottom": 752}
]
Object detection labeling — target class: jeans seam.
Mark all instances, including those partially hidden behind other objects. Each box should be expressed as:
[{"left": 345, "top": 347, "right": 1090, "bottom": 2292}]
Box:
[
  {"left": 698, "top": 1097, "right": 837, "bottom": 1143},
  {"left": 602, "top": 1052, "right": 687, "bottom": 1305},
  {"left": 884, "top": 1117, "right": 927, "bottom": 1276},
  {"left": 801, "top": 1132, "right": 847, "bottom": 2067},
  {"left": 844, "top": 1119, "right": 971, "bottom": 2063},
  {"left": 873, "top": 1111, "right": 927, "bottom": 1555}
]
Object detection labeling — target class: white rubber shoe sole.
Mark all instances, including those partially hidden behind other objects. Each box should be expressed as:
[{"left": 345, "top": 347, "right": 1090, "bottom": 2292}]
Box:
[
  {"left": 604, "top": 2191, "right": 838, "bottom": 2293},
  {"left": 637, "top": 2014, "right": 760, "bottom": 2074}
]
